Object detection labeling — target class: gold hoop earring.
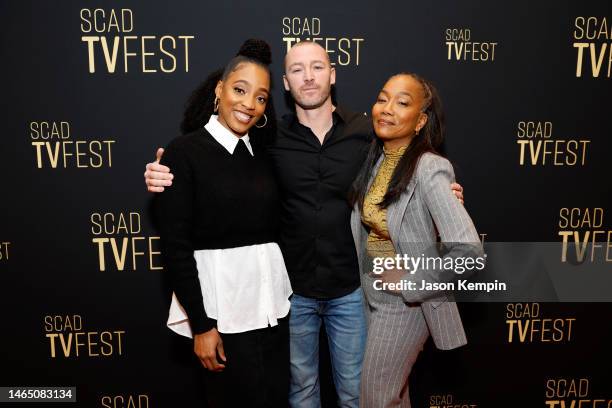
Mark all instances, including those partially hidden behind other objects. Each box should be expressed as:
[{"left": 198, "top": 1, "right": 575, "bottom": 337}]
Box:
[
  {"left": 214, "top": 97, "right": 219, "bottom": 113},
  {"left": 255, "top": 114, "right": 267, "bottom": 128}
]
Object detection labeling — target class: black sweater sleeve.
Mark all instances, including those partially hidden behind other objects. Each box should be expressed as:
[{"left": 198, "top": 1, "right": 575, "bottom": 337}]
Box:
[{"left": 155, "top": 140, "right": 217, "bottom": 335}]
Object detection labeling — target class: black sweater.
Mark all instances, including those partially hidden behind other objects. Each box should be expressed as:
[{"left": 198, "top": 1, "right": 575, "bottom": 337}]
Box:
[{"left": 155, "top": 128, "right": 280, "bottom": 334}]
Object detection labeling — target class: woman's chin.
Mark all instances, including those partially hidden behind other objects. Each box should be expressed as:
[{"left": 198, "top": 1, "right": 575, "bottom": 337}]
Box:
[
  {"left": 374, "top": 130, "right": 395, "bottom": 141},
  {"left": 227, "top": 121, "right": 250, "bottom": 137}
]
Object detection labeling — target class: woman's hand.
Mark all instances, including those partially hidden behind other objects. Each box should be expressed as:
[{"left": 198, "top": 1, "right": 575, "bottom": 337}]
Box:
[
  {"left": 369, "top": 268, "right": 407, "bottom": 295},
  {"left": 194, "top": 328, "right": 226, "bottom": 372}
]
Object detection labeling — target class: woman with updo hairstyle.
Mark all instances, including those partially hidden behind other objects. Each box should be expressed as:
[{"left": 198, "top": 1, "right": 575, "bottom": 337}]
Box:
[
  {"left": 349, "top": 73, "right": 483, "bottom": 407},
  {"left": 155, "top": 39, "right": 292, "bottom": 407}
]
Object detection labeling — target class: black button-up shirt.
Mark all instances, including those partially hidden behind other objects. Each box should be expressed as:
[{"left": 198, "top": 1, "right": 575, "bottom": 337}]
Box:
[{"left": 267, "top": 106, "right": 373, "bottom": 299}]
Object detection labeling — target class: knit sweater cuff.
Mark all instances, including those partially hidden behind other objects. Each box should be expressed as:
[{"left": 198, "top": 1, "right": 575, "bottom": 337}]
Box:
[{"left": 181, "top": 300, "right": 217, "bottom": 335}]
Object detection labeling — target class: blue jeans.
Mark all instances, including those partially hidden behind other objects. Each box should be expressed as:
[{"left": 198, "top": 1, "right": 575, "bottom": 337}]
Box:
[{"left": 289, "top": 288, "right": 367, "bottom": 408}]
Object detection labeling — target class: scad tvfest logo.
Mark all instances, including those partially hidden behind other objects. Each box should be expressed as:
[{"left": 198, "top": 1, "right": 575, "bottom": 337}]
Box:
[
  {"left": 91, "top": 212, "right": 163, "bottom": 272},
  {"left": 445, "top": 28, "right": 497, "bottom": 62},
  {"left": 30, "top": 121, "right": 114, "bottom": 169},
  {"left": 44, "top": 314, "right": 125, "bottom": 358},
  {"left": 573, "top": 16, "right": 612, "bottom": 78},
  {"left": 546, "top": 378, "right": 612, "bottom": 407},
  {"left": 429, "top": 393, "right": 477, "bottom": 408},
  {"left": 282, "top": 17, "right": 364, "bottom": 66},
  {"left": 516, "top": 121, "right": 589, "bottom": 167},
  {"left": 81, "top": 8, "right": 194, "bottom": 74},
  {"left": 506, "top": 303, "right": 575, "bottom": 343},
  {"left": 101, "top": 393, "right": 149, "bottom": 408},
  {"left": 558, "top": 208, "right": 611, "bottom": 263}
]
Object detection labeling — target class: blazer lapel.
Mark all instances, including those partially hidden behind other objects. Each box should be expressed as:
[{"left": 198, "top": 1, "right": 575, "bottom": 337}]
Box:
[
  {"left": 351, "top": 154, "right": 384, "bottom": 266},
  {"left": 350, "top": 205, "right": 364, "bottom": 265},
  {"left": 387, "top": 178, "right": 417, "bottom": 244}
]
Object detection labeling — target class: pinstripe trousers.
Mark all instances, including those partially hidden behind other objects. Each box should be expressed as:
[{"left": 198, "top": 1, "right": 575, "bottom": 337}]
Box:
[{"left": 359, "top": 273, "right": 430, "bottom": 408}]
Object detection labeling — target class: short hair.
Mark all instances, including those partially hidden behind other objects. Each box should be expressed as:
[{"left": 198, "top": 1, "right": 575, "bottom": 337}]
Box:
[{"left": 284, "top": 40, "right": 331, "bottom": 72}]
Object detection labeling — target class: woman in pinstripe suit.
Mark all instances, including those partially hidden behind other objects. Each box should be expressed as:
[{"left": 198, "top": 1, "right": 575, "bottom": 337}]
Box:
[{"left": 349, "top": 73, "right": 483, "bottom": 407}]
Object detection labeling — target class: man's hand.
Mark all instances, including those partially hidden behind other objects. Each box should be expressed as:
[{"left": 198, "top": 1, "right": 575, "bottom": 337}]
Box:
[
  {"left": 144, "top": 148, "right": 174, "bottom": 192},
  {"left": 194, "top": 328, "right": 226, "bottom": 372},
  {"left": 451, "top": 182, "right": 464, "bottom": 205}
]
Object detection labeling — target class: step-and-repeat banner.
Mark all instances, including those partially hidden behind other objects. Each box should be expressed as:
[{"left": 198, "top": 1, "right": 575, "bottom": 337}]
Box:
[{"left": 1, "top": 1, "right": 611, "bottom": 407}]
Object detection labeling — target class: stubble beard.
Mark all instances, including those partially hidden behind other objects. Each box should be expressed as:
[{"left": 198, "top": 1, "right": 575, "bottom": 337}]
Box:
[{"left": 291, "top": 86, "right": 332, "bottom": 110}]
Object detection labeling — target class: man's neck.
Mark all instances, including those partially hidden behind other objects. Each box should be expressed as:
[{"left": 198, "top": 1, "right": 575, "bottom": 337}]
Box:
[{"left": 295, "top": 98, "right": 335, "bottom": 144}]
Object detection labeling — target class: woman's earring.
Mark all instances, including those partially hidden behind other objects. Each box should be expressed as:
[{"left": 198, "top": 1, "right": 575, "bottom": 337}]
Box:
[
  {"left": 214, "top": 97, "right": 219, "bottom": 113},
  {"left": 255, "top": 114, "right": 268, "bottom": 128}
]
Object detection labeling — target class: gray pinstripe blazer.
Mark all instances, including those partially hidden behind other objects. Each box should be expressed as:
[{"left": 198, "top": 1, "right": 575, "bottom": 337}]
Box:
[{"left": 351, "top": 152, "right": 484, "bottom": 350}]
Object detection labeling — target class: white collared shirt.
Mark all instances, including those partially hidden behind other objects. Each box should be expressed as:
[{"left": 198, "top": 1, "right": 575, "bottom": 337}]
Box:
[
  {"left": 204, "top": 114, "right": 255, "bottom": 156},
  {"left": 167, "top": 115, "right": 292, "bottom": 335}
]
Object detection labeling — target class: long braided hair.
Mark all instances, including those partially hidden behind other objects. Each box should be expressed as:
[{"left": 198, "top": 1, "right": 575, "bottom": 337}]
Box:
[{"left": 349, "top": 72, "right": 446, "bottom": 210}]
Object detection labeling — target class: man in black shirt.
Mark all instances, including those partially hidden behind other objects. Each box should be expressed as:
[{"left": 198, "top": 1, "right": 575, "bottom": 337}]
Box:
[
  {"left": 145, "top": 41, "right": 463, "bottom": 408},
  {"left": 270, "top": 43, "right": 371, "bottom": 406},
  {"left": 269, "top": 106, "right": 370, "bottom": 301}
]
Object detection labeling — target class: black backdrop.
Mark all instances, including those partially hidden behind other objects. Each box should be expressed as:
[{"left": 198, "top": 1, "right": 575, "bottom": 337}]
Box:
[{"left": 1, "top": 1, "right": 611, "bottom": 407}]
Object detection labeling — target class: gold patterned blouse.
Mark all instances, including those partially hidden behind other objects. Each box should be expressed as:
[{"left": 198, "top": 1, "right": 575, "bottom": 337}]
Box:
[{"left": 362, "top": 145, "right": 408, "bottom": 258}]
